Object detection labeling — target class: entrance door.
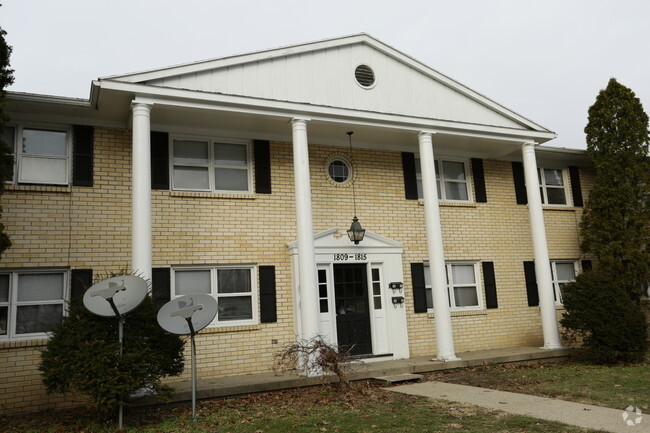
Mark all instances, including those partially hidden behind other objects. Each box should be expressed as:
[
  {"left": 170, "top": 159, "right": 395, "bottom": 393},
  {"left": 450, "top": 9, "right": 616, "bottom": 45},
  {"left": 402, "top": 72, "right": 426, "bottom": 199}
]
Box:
[{"left": 334, "top": 264, "right": 372, "bottom": 356}]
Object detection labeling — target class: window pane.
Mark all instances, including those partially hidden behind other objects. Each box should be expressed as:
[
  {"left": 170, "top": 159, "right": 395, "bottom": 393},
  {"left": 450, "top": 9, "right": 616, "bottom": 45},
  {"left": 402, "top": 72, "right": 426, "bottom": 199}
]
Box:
[
  {"left": 319, "top": 284, "right": 328, "bottom": 298},
  {"left": 0, "top": 274, "right": 8, "bottom": 302},
  {"left": 17, "top": 273, "right": 64, "bottom": 302},
  {"left": 22, "top": 129, "right": 67, "bottom": 156},
  {"left": 16, "top": 304, "right": 63, "bottom": 334},
  {"left": 173, "top": 166, "right": 209, "bottom": 190},
  {"left": 328, "top": 160, "right": 349, "bottom": 183},
  {"left": 218, "top": 296, "right": 252, "bottom": 321},
  {"left": 19, "top": 157, "right": 67, "bottom": 184},
  {"left": 318, "top": 269, "right": 327, "bottom": 283},
  {"left": 215, "top": 167, "right": 248, "bottom": 191},
  {"left": 217, "top": 269, "right": 251, "bottom": 294},
  {"left": 444, "top": 181, "right": 468, "bottom": 201},
  {"left": 214, "top": 143, "right": 247, "bottom": 166},
  {"left": 173, "top": 140, "right": 208, "bottom": 164},
  {"left": 425, "top": 287, "right": 433, "bottom": 309},
  {"left": 544, "top": 169, "right": 564, "bottom": 186},
  {"left": 442, "top": 161, "right": 466, "bottom": 181},
  {"left": 0, "top": 306, "right": 7, "bottom": 335},
  {"left": 416, "top": 178, "right": 423, "bottom": 199},
  {"left": 374, "top": 297, "right": 382, "bottom": 309},
  {"left": 175, "top": 270, "right": 210, "bottom": 295},
  {"left": 319, "top": 299, "right": 329, "bottom": 313},
  {"left": 454, "top": 287, "right": 479, "bottom": 307},
  {"left": 546, "top": 187, "right": 567, "bottom": 205},
  {"left": 556, "top": 263, "right": 576, "bottom": 281},
  {"left": 451, "top": 265, "right": 475, "bottom": 285},
  {"left": 373, "top": 282, "right": 381, "bottom": 296},
  {"left": 372, "top": 268, "right": 379, "bottom": 281}
]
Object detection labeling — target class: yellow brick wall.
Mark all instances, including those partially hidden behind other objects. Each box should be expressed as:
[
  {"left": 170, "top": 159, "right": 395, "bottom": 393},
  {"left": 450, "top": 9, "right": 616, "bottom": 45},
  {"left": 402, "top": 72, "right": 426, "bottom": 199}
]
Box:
[{"left": 0, "top": 127, "right": 592, "bottom": 413}]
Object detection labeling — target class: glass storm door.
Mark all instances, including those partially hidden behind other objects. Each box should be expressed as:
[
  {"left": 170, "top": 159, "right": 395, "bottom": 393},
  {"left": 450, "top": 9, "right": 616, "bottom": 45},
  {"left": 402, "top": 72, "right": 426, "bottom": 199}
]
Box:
[{"left": 334, "top": 264, "right": 372, "bottom": 356}]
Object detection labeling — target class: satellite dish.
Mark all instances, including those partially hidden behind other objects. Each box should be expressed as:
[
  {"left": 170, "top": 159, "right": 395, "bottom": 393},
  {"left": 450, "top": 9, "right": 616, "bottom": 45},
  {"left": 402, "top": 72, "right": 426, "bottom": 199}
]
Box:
[
  {"left": 157, "top": 294, "right": 217, "bottom": 335},
  {"left": 83, "top": 275, "right": 148, "bottom": 317}
]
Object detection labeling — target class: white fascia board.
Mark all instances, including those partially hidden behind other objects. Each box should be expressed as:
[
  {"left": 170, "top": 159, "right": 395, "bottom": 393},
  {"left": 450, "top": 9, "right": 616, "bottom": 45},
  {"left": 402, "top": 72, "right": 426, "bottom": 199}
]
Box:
[
  {"left": 101, "top": 33, "right": 551, "bottom": 134},
  {"left": 7, "top": 91, "right": 91, "bottom": 107},
  {"left": 536, "top": 145, "right": 588, "bottom": 156},
  {"left": 98, "top": 81, "right": 555, "bottom": 143}
]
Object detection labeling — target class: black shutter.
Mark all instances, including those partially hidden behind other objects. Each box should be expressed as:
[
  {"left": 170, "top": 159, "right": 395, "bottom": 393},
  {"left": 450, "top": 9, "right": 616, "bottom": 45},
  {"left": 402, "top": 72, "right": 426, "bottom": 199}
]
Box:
[
  {"left": 482, "top": 262, "right": 498, "bottom": 309},
  {"left": 569, "top": 166, "right": 583, "bottom": 207},
  {"left": 151, "top": 131, "right": 169, "bottom": 190},
  {"left": 152, "top": 267, "right": 171, "bottom": 308},
  {"left": 512, "top": 161, "right": 528, "bottom": 205},
  {"left": 581, "top": 260, "right": 592, "bottom": 272},
  {"left": 402, "top": 152, "right": 419, "bottom": 200},
  {"left": 71, "top": 269, "right": 92, "bottom": 300},
  {"left": 523, "top": 261, "right": 539, "bottom": 307},
  {"left": 259, "top": 266, "right": 277, "bottom": 323},
  {"left": 254, "top": 140, "right": 272, "bottom": 194},
  {"left": 471, "top": 158, "right": 487, "bottom": 203},
  {"left": 72, "top": 125, "right": 94, "bottom": 187},
  {"left": 411, "top": 262, "right": 427, "bottom": 313}
]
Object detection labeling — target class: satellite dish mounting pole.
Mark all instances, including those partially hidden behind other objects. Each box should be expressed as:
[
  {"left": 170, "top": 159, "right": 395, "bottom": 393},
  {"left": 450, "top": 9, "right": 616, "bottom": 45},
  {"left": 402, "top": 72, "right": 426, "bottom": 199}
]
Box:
[
  {"left": 185, "top": 317, "right": 198, "bottom": 419},
  {"left": 107, "top": 297, "right": 126, "bottom": 427}
]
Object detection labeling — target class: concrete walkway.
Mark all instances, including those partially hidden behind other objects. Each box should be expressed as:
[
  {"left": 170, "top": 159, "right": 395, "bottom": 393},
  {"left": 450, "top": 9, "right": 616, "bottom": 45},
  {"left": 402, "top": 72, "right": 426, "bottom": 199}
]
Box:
[
  {"left": 388, "top": 381, "right": 646, "bottom": 433},
  {"left": 134, "top": 346, "right": 569, "bottom": 406}
]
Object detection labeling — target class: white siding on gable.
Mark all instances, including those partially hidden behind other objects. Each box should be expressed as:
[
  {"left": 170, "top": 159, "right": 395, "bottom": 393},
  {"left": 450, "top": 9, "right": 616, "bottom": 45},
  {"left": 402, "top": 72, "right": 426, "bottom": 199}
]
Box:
[{"left": 146, "top": 43, "right": 523, "bottom": 129}]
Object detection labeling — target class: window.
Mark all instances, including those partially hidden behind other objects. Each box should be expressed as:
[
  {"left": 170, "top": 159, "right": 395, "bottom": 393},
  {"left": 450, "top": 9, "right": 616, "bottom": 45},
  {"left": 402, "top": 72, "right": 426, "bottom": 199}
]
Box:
[
  {"left": 171, "top": 137, "right": 251, "bottom": 193},
  {"left": 327, "top": 157, "right": 352, "bottom": 184},
  {"left": 318, "top": 269, "right": 328, "bottom": 313},
  {"left": 539, "top": 168, "right": 568, "bottom": 205},
  {"left": 551, "top": 261, "right": 578, "bottom": 305},
  {"left": 4, "top": 125, "right": 71, "bottom": 185},
  {"left": 172, "top": 266, "right": 257, "bottom": 326},
  {"left": 0, "top": 270, "right": 67, "bottom": 339},
  {"left": 415, "top": 158, "right": 470, "bottom": 201},
  {"left": 424, "top": 262, "right": 482, "bottom": 311}
]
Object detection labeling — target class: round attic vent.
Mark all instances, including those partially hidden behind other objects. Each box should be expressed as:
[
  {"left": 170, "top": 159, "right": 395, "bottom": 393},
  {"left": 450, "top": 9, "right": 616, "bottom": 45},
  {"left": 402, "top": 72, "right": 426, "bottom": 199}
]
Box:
[{"left": 355, "top": 64, "right": 375, "bottom": 88}]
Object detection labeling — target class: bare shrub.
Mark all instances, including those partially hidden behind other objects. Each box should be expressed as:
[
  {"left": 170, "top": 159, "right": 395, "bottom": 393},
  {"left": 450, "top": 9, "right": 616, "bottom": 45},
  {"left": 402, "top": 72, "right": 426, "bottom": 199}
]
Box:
[{"left": 274, "top": 336, "right": 355, "bottom": 388}]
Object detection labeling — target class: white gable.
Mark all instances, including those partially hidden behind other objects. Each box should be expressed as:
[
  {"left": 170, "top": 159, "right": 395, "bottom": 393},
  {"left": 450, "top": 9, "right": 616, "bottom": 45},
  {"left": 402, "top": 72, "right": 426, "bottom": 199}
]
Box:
[
  {"left": 107, "top": 35, "right": 546, "bottom": 132},
  {"left": 287, "top": 227, "right": 403, "bottom": 255}
]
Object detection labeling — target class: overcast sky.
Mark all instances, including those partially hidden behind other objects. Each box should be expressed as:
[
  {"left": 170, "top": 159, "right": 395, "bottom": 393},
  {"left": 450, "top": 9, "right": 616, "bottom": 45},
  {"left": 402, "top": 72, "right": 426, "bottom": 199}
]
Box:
[{"left": 2, "top": 0, "right": 649, "bottom": 150}]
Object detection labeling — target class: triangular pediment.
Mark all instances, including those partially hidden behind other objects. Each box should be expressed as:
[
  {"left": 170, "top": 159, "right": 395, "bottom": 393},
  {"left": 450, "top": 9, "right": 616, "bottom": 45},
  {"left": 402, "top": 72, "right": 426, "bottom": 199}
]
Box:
[
  {"left": 287, "top": 227, "right": 403, "bottom": 253},
  {"left": 103, "top": 34, "right": 549, "bottom": 132}
]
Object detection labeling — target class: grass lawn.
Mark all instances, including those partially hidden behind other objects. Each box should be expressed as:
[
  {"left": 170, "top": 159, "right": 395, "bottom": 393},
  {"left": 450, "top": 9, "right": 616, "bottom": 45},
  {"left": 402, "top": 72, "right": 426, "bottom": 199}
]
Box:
[
  {"left": 2, "top": 381, "right": 601, "bottom": 433},
  {"left": 430, "top": 358, "right": 650, "bottom": 411}
]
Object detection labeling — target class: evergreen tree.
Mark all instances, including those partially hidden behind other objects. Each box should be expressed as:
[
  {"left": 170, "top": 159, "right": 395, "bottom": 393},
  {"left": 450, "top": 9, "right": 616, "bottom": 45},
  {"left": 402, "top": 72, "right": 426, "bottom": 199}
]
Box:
[
  {"left": 561, "top": 78, "right": 649, "bottom": 363},
  {"left": 0, "top": 11, "right": 14, "bottom": 254},
  {"left": 581, "top": 78, "right": 650, "bottom": 300}
]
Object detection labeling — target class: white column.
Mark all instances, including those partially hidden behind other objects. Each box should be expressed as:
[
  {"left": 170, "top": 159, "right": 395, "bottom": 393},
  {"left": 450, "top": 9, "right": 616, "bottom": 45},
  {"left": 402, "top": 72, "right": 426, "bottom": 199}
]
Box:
[
  {"left": 131, "top": 102, "right": 153, "bottom": 283},
  {"left": 291, "top": 118, "right": 320, "bottom": 342},
  {"left": 522, "top": 142, "right": 563, "bottom": 349},
  {"left": 418, "top": 132, "right": 458, "bottom": 361}
]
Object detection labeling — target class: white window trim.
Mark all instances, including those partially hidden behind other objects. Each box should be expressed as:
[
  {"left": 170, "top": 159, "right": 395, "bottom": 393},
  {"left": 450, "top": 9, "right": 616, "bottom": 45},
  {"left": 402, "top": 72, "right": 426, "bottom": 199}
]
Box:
[
  {"left": 538, "top": 167, "right": 570, "bottom": 207},
  {"left": 425, "top": 262, "right": 484, "bottom": 312},
  {"left": 171, "top": 265, "right": 258, "bottom": 327},
  {"left": 169, "top": 134, "right": 253, "bottom": 194},
  {"left": 5, "top": 123, "right": 72, "bottom": 186},
  {"left": 415, "top": 156, "right": 473, "bottom": 203},
  {"left": 550, "top": 260, "right": 579, "bottom": 306},
  {"left": 0, "top": 269, "right": 68, "bottom": 341}
]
